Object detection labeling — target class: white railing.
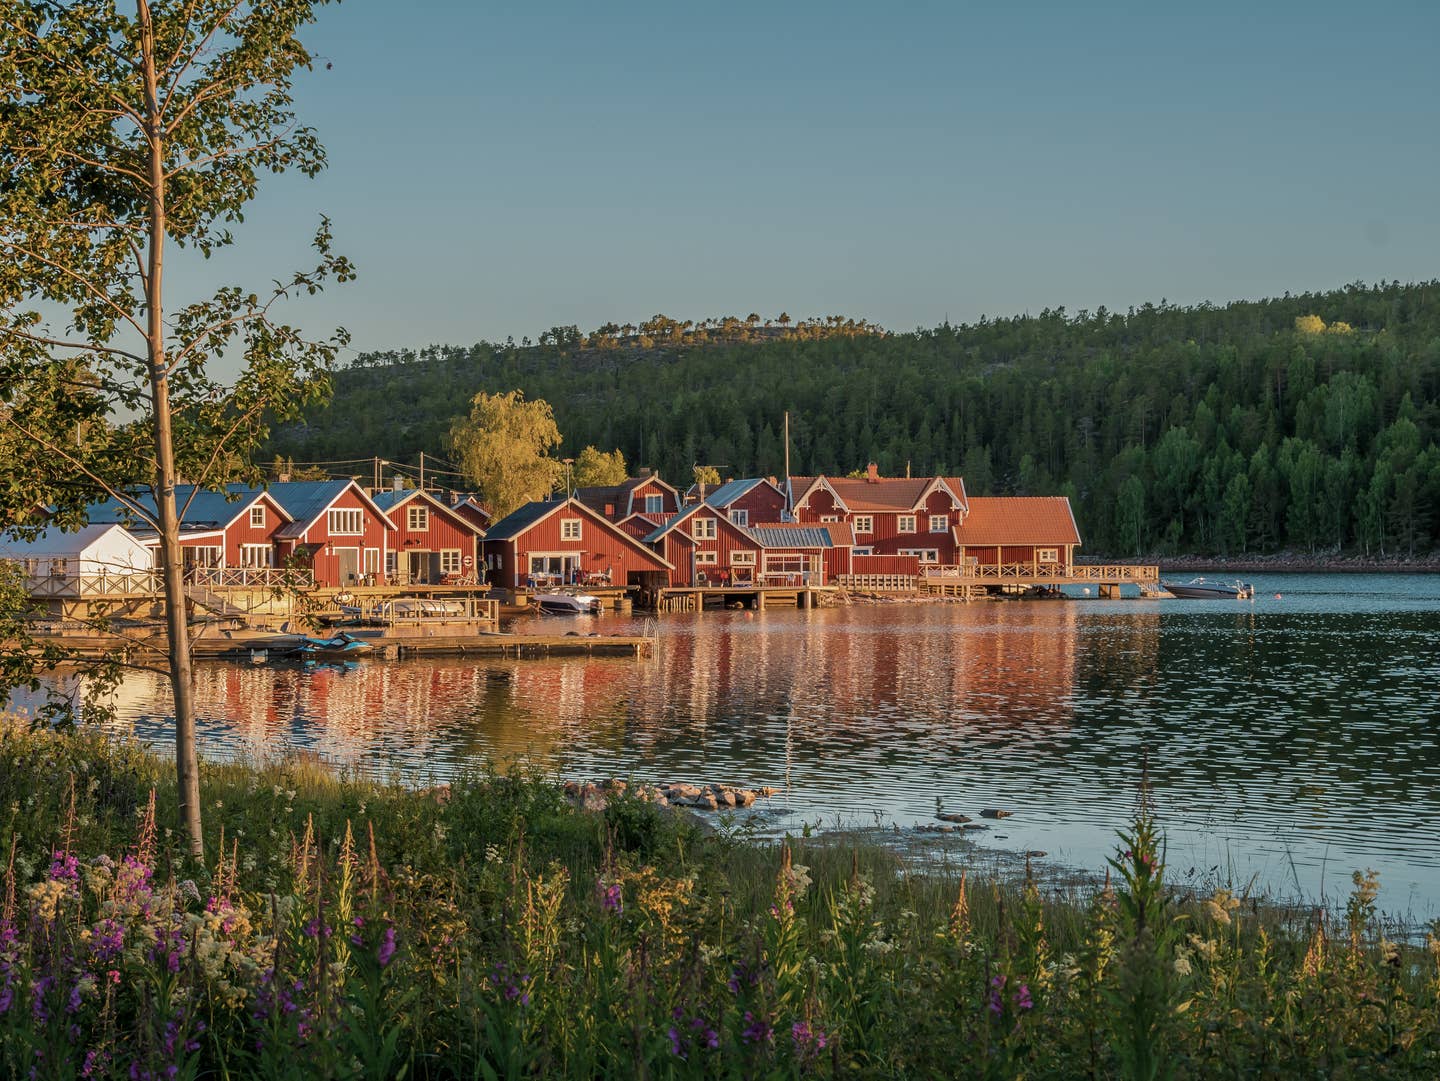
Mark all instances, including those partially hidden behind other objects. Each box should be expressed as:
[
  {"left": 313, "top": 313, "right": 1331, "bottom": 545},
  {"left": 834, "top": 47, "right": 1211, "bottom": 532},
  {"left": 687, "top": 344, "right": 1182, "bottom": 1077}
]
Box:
[
  {"left": 184, "top": 566, "right": 314, "bottom": 589},
  {"left": 922, "top": 563, "right": 1159, "bottom": 583},
  {"left": 20, "top": 570, "right": 161, "bottom": 597},
  {"left": 836, "top": 574, "right": 917, "bottom": 592}
]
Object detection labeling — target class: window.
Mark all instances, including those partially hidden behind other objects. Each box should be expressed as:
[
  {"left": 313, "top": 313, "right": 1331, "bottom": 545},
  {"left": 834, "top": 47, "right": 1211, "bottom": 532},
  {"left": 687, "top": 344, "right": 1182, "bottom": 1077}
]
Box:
[
  {"left": 645, "top": 493, "right": 663, "bottom": 514},
  {"left": 239, "top": 544, "right": 273, "bottom": 567},
  {"left": 1037, "top": 547, "right": 1059, "bottom": 563},
  {"left": 898, "top": 515, "right": 916, "bottom": 533},
  {"left": 695, "top": 551, "right": 718, "bottom": 565},
  {"left": 899, "top": 548, "right": 940, "bottom": 563},
  {"left": 249, "top": 505, "right": 265, "bottom": 528},
  {"left": 407, "top": 505, "right": 429, "bottom": 531},
  {"left": 693, "top": 517, "right": 717, "bottom": 540},
  {"left": 820, "top": 514, "right": 841, "bottom": 523},
  {"left": 440, "top": 549, "right": 462, "bottom": 574},
  {"left": 560, "top": 518, "right": 582, "bottom": 541},
  {"left": 364, "top": 548, "right": 380, "bottom": 574},
  {"left": 929, "top": 514, "right": 949, "bottom": 533},
  {"left": 385, "top": 551, "right": 397, "bottom": 574},
  {"left": 853, "top": 515, "right": 873, "bottom": 534},
  {"left": 328, "top": 508, "right": 362, "bottom": 535},
  {"left": 852, "top": 547, "right": 873, "bottom": 557},
  {"left": 729, "top": 508, "right": 749, "bottom": 526},
  {"left": 732, "top": 550, "right": 757, "bottom": 565}
]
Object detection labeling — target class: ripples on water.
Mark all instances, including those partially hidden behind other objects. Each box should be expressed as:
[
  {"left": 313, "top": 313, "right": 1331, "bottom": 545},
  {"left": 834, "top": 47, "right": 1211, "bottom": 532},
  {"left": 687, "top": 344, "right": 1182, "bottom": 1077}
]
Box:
[{"left": 11, "top": 574, "right": 1440, "bottom": 914}]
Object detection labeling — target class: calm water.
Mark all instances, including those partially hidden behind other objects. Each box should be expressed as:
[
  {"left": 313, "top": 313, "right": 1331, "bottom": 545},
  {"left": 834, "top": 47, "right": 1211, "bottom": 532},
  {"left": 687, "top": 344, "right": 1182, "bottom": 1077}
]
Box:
[{"left": 13, "top": 574, "right": 1440, "bottom": 914}]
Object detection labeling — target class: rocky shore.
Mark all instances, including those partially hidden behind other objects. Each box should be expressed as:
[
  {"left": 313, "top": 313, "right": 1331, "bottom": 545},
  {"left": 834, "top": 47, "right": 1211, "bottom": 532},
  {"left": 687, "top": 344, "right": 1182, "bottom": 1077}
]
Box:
[{"left": 1091, "top": 551, "right": 1440, "bottom": 574}]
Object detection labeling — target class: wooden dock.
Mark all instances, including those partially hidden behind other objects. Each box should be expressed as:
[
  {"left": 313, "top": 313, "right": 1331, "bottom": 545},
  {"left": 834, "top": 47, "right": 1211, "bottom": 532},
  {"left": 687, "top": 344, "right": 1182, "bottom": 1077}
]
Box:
[{"left": 651, "top": 584, "right": 838, "bottom": 614}]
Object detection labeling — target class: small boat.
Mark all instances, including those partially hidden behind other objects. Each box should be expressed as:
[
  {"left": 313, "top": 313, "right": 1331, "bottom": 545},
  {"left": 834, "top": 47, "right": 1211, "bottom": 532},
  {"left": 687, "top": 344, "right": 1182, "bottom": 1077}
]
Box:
[
  {"left": 1161, "top": 577, "right": 1255, "bottom": 600},
  {"left": 293, "top": 631, "right": 376, "bottom": 658},
  {"left": 536, "top": 591, "right": 603, "bottom": 615}
]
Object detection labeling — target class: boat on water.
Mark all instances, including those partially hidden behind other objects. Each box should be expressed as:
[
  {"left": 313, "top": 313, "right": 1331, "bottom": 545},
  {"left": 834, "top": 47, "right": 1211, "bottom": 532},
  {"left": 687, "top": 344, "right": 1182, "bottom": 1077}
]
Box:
[
  {"left": 1161, "top": 577, "right": 1255, "bottom": 600},
  {"left": 536, "top": 592, "right": 603, "bottom": 615},
  {"left": 292, "top": 631, "right": 376, "bottom": 658}
]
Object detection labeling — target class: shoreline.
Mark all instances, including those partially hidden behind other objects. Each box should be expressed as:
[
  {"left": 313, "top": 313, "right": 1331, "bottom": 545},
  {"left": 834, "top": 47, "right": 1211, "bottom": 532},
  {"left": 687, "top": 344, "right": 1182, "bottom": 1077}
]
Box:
[{"left": 1086, "top": 552, "right": 1440, "bottom": 575}]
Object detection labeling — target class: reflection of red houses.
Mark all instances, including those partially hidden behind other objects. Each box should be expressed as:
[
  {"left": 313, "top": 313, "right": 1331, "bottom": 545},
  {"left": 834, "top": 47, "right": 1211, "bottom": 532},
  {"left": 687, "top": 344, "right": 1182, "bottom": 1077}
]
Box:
[
  {"left": 371, "top": 489, "right": 486, "bottom": 584},
  {"left": 481, "top": 497, "right": 673, "bottom": 588},
  {"left": 573, "top": 472, "right": 681, "bottom": 524}
]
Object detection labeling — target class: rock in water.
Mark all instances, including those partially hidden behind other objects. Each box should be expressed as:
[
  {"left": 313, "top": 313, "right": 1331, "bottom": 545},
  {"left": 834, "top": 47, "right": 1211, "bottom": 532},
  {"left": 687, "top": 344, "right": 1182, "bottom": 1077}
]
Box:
[
  {"left": 936, "top": 812, "right": 972, "bottom": 823},
  {"left": 980, "top": 808, "right": 1013, "bottom": 819}
]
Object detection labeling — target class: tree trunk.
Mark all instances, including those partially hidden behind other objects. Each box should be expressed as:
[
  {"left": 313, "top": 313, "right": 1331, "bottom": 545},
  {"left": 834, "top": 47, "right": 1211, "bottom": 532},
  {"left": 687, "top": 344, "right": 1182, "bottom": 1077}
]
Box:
[{"left": 139, "top": 0, "right": 203, "bottom": 859}]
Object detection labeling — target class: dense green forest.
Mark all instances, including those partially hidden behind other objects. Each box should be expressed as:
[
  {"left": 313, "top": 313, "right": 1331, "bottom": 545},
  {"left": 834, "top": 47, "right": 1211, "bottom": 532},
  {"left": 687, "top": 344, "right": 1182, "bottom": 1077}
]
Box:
[{"left": 265, "top": 282, "right": 1440, "bottom": 556}]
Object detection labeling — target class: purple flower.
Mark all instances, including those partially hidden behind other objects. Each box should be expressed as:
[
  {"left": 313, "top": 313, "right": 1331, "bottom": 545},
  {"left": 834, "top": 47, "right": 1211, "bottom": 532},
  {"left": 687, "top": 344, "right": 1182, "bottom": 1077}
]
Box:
[
  {"left": 668, "top": 1026, "right": 684, "bottom": 1058},
  {"left": 600, "top": 882, "right": 623, "bottom": 914},
  {"left": 48, "top": 850, "right": 79, "bottom": 884},
  {"left": 92, "top": 918, "right": 125, "bottom": 964},
  {"left": 1014, "top": 982, "right": 1033, "bottom": 1011},
  {"left": 742, "top": 1011, "right": 773, "bottom": 1044},
  {"left": 792, "top": 1019, "right": 829, "bottom": 1054},
  {"left": 377, "top": 926, "right": 396, "bottom": 967},
  {"left": 988, "top": 974, "right": 1006, "bottom": 1016}
]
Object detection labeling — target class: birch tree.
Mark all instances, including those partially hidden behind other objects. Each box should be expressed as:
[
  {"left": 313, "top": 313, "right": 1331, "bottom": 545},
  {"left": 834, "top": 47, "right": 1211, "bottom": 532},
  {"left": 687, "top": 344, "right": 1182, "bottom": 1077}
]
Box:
[{"left": 0, "top": 0, "right": 351, "bottom": 858}]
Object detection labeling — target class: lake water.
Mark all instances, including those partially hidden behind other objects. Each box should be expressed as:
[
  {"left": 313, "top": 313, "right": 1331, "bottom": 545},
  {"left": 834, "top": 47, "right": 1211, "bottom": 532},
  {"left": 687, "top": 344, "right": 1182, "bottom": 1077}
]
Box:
[{"left": 12, "top": 574, "right": 1440, "bottom": 916}]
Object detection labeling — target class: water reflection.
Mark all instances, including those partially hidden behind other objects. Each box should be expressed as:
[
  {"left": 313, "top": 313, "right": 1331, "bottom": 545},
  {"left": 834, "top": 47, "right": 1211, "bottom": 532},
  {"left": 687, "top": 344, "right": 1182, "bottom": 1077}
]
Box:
[{"left": 10, "top": 574, "right": 1440, "bottom": 914}]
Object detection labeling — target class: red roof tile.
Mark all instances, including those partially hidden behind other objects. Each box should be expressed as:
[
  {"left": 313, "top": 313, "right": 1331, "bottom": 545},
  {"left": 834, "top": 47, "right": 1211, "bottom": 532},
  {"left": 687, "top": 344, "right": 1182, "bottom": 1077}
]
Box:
[{"left": 957, "top": 497, "right": 1081, "bottom": 547}]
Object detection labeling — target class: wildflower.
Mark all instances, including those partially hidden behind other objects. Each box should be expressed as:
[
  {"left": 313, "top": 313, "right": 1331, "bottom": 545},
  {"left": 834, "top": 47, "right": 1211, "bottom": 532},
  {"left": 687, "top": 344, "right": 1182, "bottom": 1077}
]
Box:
[
  {"left": 988, "top": 974, "right": 1006, "bottom": 1016},
  {"left": 668, "top": 1026, "right": 684, "bottom": 1058},
  {"left": 48, "top": 850, "right": 80, "bottom": 885},
  {"left": 377, "top": 926, "right": 396, "bottom": 967},
  {"left": 792, "top": 1019, "right": 829, "bottom": 1052},
  {"left": 742, "top": 1011, "right": 773, "bottom": 1044},
  {"left": 600, "top": 881, "right": 623, "bottom": 914},
  {"left": 1173, "top": 954, "right": 1193, "bottom": 977},
  {"left": 1013, "top": 983, "right": 1033, "bottom": 1011}
]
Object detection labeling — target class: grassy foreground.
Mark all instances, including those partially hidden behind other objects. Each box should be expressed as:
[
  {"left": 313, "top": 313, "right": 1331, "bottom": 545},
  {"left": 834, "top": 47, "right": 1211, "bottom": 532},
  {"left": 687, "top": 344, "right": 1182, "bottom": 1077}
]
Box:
[{"left": 0, "top": 722, "right": 1437, "bottom": 1079}]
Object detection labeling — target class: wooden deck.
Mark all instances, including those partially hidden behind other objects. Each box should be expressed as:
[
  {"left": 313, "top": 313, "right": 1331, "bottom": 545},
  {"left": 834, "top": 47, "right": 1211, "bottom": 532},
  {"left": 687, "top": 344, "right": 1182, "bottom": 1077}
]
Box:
[{"left": 652, "top": 585, "right": 838, "bottom": 614}]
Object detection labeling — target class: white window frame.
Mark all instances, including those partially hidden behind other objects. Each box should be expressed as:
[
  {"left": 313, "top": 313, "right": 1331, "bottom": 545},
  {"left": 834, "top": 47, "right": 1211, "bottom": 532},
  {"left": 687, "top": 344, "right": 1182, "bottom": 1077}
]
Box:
[
  {"left": 929, "top": 514, "right": 949, "bottom": 533},
  {"left": 898, "top": 515, "right": 917, "bottom": 533},
  {"left": 364, "top": 548, "right": 381, "bottom": 574},
  {"left": 852, "top": 546, "right": 874, "bottom": 557},
  {"left": 728, "top": 508, "right": 749, "bottom": 527},
  {"left": 852, "top": 515, "right": 873, "bottom": 534},
  {"left": 692, "top": 517, "right": 717, "bottom": 540},
  {"left": 645, "top": 493, "right": 663, "bottom": 514},
  {"left": 899, "top": 547, "right": 940, "bottom": 564},
  {"left": 248, "top": 505, "right": 265, "bottom": 529},
  {"left": 407, "top": 505, "right": 429, "bottom": 532},
  {"left": 239, "top": 543, "right": 273, "bottom": 568},
  {"left": 1037, "top": 547, "right": 1059, "bottom": 563},
  {"left": 327, "top": 508, "right": 363, "bottom": 535},
  {"left": 695, "top": 550, "right": 718, "bottom": 565},
  {"left": 385, "top": 551, "right": 397, "bottom": 574},
  {"left": 560, "top": 518, "right": 583, "bottom": 541},
  {"left": 731, "top": 550, "right": 757, "bottom": 566},
  {"left": 439, "top": 549, "right": 463, "bottom": 574}
]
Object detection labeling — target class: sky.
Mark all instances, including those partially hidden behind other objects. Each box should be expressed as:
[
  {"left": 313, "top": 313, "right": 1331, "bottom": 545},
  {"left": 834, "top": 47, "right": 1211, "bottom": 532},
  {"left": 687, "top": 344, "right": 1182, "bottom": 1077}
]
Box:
[{"left": 195, "top": 0, "right": 1440, "bottom": 359}]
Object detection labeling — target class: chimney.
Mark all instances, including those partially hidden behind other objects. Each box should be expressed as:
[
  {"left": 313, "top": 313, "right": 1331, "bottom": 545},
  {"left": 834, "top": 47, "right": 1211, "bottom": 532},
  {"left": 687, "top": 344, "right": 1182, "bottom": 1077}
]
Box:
[
  {"left": 638, "top": 467, "right": 652, "bottom": 478},
  {"left": 278, "top": 473, "right": 290, "bottom": 483},
  {"left": 866, "top": 462, "right": 880, "bottom": 483},
  {"left": 392, "top": 477, "right": 403, "bottom": 492}
]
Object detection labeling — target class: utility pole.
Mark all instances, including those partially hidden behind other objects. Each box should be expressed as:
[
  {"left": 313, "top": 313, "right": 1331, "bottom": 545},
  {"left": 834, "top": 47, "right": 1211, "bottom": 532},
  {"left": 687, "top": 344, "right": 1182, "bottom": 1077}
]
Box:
[
  {"left": 419, "top": 451, "right": 425, "bottom": 492},
  {"left": 783, "top": 411, "right": 792, "bottom": 516},
  {"left": 373, "top": 456, "right": 380, "bottom": 492}
]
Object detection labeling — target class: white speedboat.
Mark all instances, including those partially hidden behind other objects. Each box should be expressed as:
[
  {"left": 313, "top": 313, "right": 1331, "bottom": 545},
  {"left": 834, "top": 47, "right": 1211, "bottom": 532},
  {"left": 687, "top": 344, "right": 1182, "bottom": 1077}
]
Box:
[
  {"left": 536, "top": 592, "right": 603, "bottom": 615},
  {"left": 1161, "top": 577, "right": 1255, "bottom": 600}
]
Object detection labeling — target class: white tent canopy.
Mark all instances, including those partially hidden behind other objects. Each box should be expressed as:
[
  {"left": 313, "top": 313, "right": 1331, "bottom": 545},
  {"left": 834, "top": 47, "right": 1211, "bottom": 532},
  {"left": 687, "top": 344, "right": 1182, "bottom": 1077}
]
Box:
[{"left": 0, "top": 523, "right": 154, "bottom": 576}]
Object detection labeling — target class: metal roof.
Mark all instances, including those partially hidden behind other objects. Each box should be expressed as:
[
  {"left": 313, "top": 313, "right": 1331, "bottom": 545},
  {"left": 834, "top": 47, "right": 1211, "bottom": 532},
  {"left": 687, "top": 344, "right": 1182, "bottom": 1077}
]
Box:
[
  {"left": 746, "top": 525, "right": 838, "bottom": 549},
  {"left": 86, "top": 485, "right": 287, "bottom": 530}
]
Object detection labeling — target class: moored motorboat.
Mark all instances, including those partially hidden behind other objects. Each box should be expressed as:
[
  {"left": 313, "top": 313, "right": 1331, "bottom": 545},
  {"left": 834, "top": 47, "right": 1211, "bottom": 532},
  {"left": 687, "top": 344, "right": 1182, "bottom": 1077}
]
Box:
[
  {"left": 1161, "top": 577, "right": 1255, "bottom": 600},
  {"left": 536, "top": 591, "right": 603, "bottom": 615},
  {"left": 293, "top": 631, "right": 376, "bottom": 658}
]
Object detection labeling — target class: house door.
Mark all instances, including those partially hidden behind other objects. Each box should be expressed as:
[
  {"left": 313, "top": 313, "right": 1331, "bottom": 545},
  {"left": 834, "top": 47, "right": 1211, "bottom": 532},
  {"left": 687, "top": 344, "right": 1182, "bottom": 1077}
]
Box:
[
  {"left": 407, "top": 550, "right": 430, "bottom": 584},
  {"left": 335, "top": 547, "right": 360, "bottom": 585}
]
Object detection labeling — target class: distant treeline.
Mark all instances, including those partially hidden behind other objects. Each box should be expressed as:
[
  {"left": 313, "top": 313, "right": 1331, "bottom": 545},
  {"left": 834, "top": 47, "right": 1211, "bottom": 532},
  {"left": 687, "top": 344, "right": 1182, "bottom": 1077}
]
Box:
[{"left": 265, "top": 283, "right": 1440, "bottom": 556}]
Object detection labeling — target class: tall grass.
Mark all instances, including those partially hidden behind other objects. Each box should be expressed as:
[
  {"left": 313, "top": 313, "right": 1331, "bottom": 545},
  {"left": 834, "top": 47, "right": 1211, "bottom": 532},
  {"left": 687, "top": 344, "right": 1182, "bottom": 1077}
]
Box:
[{"left": 1, "top": 719, "right": 1437, "bottom": 1078}]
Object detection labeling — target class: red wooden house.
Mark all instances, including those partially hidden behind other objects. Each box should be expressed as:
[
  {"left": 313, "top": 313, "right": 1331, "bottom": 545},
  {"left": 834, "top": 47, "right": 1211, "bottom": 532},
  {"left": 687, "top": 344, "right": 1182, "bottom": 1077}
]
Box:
[
  {"left": 372, "top": 488, "right": 487, "bottom": 584},
  {"left": 86, "top": 485, "right": 294, "bottom": 576},
  {"left": 265, "top": 480, "right": 396, "bottom": 589},
  {"left": 644, "top": 504, "right": 852, "bottom": 586},
  {"left": 451, "top": 496, "right": 493, "bottom": 536},
  {"left": 790, "top": 465, "right": 969, "bottom": 566},
  {"left": 697, "top": 477, "right": 789, "bottom": 527},
  {"left": 954, "top": 497, "right": 1082, "bottom": 572},
  {"left": 481, "top": 497, "right": 672, "bottom": 589},
  {"left": 573, "top": 472, "right": 681, "bottom": 524}
]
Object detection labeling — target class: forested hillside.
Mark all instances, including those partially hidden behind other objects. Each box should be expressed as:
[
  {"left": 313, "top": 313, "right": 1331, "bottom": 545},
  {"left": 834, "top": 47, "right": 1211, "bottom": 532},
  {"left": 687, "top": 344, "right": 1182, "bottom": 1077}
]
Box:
[{"left": 265, "top": 282, "right": 1440, "bottom": 556}]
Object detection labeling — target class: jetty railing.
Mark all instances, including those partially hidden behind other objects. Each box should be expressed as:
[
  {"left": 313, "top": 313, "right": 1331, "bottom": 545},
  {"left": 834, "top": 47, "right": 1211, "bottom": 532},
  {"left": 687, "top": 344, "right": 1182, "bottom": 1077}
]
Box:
[
  {"left": 922, "top": 563, "right": 1159, "bottom": 583},
  {"left": 835, "top": 574, "right": 918, "bottom": 592},
  {"left": 18, "top": 569, "right": 162, "bottom": 598},
  {"left": 183, "top": 567, "right": 314, "bottom": 589}
]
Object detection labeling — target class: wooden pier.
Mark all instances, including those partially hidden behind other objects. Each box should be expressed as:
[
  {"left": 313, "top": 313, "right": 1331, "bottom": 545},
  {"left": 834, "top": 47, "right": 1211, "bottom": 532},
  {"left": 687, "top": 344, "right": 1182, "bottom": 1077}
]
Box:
[
  {"left": 839, "top": 563, "right": 1161, "bottom": 600},
  {"left": 651, "top": 584, "right": 838, "bottom": 614}
]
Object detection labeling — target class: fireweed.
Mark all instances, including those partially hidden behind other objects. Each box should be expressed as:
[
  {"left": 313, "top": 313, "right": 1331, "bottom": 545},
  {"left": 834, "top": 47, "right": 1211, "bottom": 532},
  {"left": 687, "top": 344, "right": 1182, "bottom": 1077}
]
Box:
[{"left": 0, "top": 722, "right": 1438, "bottom": 1078}]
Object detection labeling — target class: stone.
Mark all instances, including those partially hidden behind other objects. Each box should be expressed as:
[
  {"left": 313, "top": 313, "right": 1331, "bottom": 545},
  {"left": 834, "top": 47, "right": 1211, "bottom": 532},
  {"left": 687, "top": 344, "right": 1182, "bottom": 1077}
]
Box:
[
  {"left": 1025, "top": 851, "right": 1048, "bottom": 859},
  {"left": 698, "top": 791, "right": 719, "bottom": 811},
  {"left": 736, "top": 789, "right": 757, "bottom": 808},
  {"left": 668, "top": 783, "right": 702, "bottom": 801},
  {"left": 980, "top": 809, "right": 1013, "bottom": 819},
  {"left": 961, "top": 823, "right": 988, "bottom": 831},
  {"left": 757, "top": 786, "right": 778, "bottom": 798},
  {"left": 579, "top": 790, "right": 607, "bottom": 812},
  {"left": 936, "top": 812, "right": 971, "bottom": 823},
  {"left": 563, "top": 780, "right": 579, "bottom": 796},
  {"left": 604, "top": 779, "right": 628, "bottom": 794}
]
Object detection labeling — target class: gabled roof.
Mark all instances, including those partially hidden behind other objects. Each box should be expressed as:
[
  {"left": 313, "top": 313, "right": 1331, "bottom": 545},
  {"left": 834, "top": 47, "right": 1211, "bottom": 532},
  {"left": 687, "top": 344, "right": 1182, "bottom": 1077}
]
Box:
[
  {"left": 644, "top": 503, "right": 709, "bottom": 544},
  {"left": 704, "top": 478, "right": 766, "bottom": 508},
  {"left": 956, "top": 497, "right": 1082, "bottom": 547},
  {"left": 452, "top": 496, "right": 493, "bottom": 523},
  {"left": 87, "top": 485, "right": 292, "bottom": 532},
  {"left": 370, "top": 488, "right": 485, "bottom": 535},
  {"left": 485, "top": 497, "right": 674, "bottom": 569},
  {"left": 0, "top": 522, "right": 148, "bottom": 559},
  {"left": 573, "top": 474, "right": 679, "bottom": 518},
  {"left": 265, "top": 480, "right": 396, "bottom": 537}
]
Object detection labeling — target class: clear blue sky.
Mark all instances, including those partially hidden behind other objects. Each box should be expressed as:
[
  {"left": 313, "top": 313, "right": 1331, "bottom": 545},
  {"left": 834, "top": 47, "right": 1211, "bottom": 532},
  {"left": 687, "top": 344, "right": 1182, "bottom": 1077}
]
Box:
[{"left": 212, "top": 0, "right": 1440, "bottom": 357}]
